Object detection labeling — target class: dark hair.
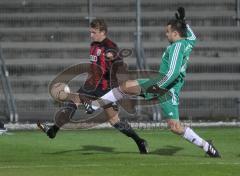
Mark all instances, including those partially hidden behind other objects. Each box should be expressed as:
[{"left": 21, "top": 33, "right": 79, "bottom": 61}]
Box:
[
  {"left": 167, "top": 19, "right": 187, "bottom": 38},
  {"left": 90, "top": 18, "right": 108, "bottom": 33}
]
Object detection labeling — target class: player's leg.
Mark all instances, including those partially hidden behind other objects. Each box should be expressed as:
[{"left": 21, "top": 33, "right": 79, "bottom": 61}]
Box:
[
  {"left": 82, "top": 76, "right": 171, "bottom": 114},
  {"left": 166, "top": 119, "right": 220, "bottom": 157},
  {"left": 98, "top": 76, "right": 165, "bottom": 103},
  {"left": 160, "top": 99, "right": 220, "bottom": 157},
  {"left": 96, "top": 80, "right": 141, "bottom": 104},
  {"left": 52, "top": 87, "right": 95, "bottom": 132},
  {"left": 87, "top": 78, "right": 157, "bottom": 113},
  {"left": 81, "top": 80, "right": 141, "bottom": 113},
  {"left": 38, "top": 101, "right": 77, "bottom": 139},
  {"left": 104, "top": 106, "right": 149, "bottom": 154}
]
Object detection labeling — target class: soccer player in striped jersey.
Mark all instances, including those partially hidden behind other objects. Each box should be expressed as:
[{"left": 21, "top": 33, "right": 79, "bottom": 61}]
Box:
[
  {"left": 39, "top": 19, "right": 148, "bottom": 154},
  {"left": 85, "top": 8, "right": 220, "bottom": 157}
]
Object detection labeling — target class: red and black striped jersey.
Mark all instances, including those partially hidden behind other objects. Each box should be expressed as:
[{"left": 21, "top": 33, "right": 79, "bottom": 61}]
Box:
[{"left": 85, "top": 38, "right": 121, "bottom": 91}]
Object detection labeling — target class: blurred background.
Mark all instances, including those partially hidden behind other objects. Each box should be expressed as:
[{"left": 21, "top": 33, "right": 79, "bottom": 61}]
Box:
[{"left": 0, "top": 0, "right": 240, "bottom": 124}]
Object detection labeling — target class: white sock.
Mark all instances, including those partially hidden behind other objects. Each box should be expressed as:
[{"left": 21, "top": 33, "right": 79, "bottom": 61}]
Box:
[
  {"left": 91, "top": 87, "right": 125, "bottom": 110},
  {"left": 203, "top": 141, "right": 209, "bottom": 152},
  {"left": 101, "top": 89, "right": 119, "bottom": 102},
  {"left": 91, "top": 105, "right": 100, "bottom": 110},
  {"left": 183, "top": 127, "right": 205, "bottom": 149}
]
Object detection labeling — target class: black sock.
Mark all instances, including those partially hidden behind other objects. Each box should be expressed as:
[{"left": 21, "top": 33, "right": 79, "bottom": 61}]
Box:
[
  {"left": 53, "top": 101, "right": 77, "bottom": 130},
  {"left": 113, "top": 121, "right": 142, "bottom": 143},
  {"left": 52, "top": 125, "right": 59, "bottom": 133}
]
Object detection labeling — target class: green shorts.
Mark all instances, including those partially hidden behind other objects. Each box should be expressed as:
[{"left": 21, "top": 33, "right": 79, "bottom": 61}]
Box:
[
  {"left": 159, "top": 99, "right": 179, "bottom": 120},
  {"left": 137, "top": 78, "right": 179, "bottom": 120}
]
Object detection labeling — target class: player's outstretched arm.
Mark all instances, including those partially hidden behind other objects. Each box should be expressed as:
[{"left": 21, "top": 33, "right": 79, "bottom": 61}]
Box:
[
  {"left": 186, "top": 24, "right": 196, "bottom": 43},
  {"left": 176, "top": 7, "right": 196, "bottom": 43}
]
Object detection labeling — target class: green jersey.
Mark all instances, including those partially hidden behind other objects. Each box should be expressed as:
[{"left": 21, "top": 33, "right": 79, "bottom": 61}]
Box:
[
  {"left": 156, "top": 24, "right": 196, "bottom": 92},
  {"left": 137, "top": 24, "right": 196, "bottom": 119}
]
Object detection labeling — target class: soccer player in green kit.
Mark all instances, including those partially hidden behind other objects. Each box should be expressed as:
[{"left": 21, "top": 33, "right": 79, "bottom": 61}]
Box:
[{"left": 83, "top": 7, "right": 220, "bottom": 157}]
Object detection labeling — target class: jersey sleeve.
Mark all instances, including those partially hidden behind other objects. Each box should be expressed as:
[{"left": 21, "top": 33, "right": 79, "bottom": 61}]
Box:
[
  {"left": 186, "top": 24, "right": 197, "bottom": 46},
  {"left": 156, "top": 42, "right": 184, "bottom": 89}
]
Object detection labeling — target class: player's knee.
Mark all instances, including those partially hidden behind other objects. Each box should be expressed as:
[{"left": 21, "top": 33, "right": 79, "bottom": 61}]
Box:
[
  {"left": 120, "top": 80, "right": 140, "bottom": 95},
  {"left": 105, "top": 107, "right": 119, "bottom": 125},
  {"left": 54, "top": 106, "right": 76, "bottom": 127},
  {"left": 167, "top": 121, "right": 184, "bottom": 135},
  {"left": 108, "top": 116, "right": 120, "bottom": 125},
  {"left": 169, "top": 126, "right": 182, "bottom": 135},
  {"left": 119, "top": 82, "right": 127, "bottom": 93}
]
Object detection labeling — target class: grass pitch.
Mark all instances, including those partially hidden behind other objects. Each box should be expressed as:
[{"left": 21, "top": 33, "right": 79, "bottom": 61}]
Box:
[{"left": 0, "top": 127, "right": 240, "bottom": 176}]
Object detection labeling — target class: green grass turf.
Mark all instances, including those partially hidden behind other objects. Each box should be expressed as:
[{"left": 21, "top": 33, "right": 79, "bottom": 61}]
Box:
[{"left": 0, "top": 127, "right": 240, "bottom": 176}]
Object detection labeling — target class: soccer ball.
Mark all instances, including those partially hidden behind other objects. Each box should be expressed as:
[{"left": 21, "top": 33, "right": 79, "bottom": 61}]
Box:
[{"left": 50, "top": 82, "right": 70, "bottom": 101}]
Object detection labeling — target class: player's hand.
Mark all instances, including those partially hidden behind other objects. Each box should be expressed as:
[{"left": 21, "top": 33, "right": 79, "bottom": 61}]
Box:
[
  {"left": 175, "top": 7, "right": 185, "bottom": 21},
  {"left": 106, "top": 52, "right": 114, "bottom": 60}
]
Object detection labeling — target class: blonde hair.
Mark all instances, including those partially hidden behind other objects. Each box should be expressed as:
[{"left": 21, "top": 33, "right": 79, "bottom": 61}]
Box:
[{"left": 90, "top": 18, "right": 108, "bottom": 33}]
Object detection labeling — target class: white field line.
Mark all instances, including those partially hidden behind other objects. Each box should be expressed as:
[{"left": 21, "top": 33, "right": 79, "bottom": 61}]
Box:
[{"left": 1, "top": 162, "right": 240, "bottom": 169}]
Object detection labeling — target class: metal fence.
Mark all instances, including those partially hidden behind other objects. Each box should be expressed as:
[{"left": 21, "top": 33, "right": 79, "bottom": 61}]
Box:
[{"left": 0, "top": 0, "right": 239, "bottom": 123}]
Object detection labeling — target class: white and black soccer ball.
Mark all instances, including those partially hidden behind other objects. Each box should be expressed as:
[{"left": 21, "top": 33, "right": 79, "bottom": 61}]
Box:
[{"left": 50, "top": 82, "right": 70, "bottom": 101}]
